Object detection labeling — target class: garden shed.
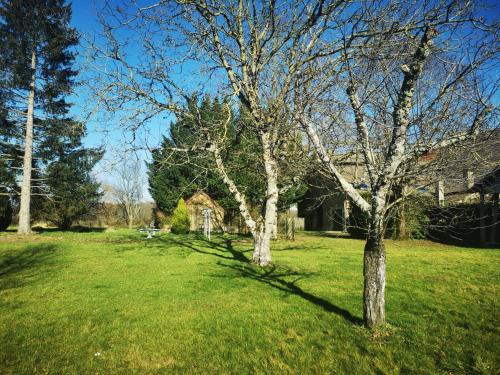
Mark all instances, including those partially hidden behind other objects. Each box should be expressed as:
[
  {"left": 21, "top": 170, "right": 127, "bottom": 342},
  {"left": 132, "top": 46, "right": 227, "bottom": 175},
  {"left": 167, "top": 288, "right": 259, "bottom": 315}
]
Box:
[{"left": 185, "top": 191, "right": 225, "bottom": 231}]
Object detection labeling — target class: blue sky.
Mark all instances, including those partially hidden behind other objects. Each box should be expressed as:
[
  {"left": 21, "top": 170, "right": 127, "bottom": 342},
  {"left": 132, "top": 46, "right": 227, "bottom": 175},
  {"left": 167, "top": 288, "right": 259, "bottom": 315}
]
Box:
[
  {"left": 69, "top": 0, "right": 173, "bottom": 201},
  {"left": 66, "top": 0, "right": 500, "bottom": 201}
]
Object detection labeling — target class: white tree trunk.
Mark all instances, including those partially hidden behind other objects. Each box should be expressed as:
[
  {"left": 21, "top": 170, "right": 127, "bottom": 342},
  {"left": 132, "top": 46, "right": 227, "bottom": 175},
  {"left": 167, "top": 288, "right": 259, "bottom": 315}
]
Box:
[
  {"left": 252, "top": 131, "right": 279, "bottom": 266},
  {"left": 18, "top": 51, "right": 36, "bottom": 235}
]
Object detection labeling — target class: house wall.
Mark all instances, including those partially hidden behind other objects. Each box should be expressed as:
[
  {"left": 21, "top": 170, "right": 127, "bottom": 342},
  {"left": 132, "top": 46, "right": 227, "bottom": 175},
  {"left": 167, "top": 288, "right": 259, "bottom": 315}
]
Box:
[
  {"left": 186, "top": 195, "right": 224, "bottom": 231},
  {"left": 299, "top": 192, "right": 348, "bottom": 231}
]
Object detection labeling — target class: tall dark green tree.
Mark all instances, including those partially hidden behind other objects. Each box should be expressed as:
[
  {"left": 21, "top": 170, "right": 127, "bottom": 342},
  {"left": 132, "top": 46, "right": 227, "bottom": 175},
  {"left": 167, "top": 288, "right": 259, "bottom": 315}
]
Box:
[
  {"left": 0, "top": 91, "right": 17, "bottom": 230},
  {"left": 0, "top": 0, "right": 78, "bottom": 234},
  {"left": 41, "top": 122, "right": 103, "bottom": 230},
  {"left": 148, "top": 96, "right": 244, "bottom": 217}
]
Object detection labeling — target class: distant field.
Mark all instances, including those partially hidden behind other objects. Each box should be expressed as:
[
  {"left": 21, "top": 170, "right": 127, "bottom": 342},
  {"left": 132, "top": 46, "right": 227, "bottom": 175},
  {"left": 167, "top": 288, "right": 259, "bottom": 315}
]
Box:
[{"left": 0, "top": 230, "right": 498, "bottom": 374}]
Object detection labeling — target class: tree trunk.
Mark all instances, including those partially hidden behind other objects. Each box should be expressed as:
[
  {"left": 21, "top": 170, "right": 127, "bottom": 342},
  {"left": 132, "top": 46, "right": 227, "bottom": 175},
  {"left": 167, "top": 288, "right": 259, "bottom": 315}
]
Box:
[
  {"left": 363, "top": 214, "right": 386, "bottom": 328},
  {"left": 252, "top": 224, "right": 272, "bottom": 266},
  {"left": 393, "top": 185, "right": 407, "bottom": 240},
  {"left": 18, "top": 51, "right": 36, "bottom": 235},
  {"left": 395, "top": 206, "right": 407, "bottom": 239},
  {"left": 251, "top": 131, "right": 279, "bottom": 266}
]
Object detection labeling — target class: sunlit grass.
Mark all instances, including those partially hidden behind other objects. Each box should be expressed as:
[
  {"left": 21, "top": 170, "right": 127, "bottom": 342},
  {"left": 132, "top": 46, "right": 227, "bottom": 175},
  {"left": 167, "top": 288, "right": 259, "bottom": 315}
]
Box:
[{"left": 0, "top": 229, "right": 498, "bottom": 374}]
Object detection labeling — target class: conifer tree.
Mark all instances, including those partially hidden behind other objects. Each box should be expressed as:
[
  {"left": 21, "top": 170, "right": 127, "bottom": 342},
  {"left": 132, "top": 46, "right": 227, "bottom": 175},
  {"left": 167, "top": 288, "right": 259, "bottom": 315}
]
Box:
[
  {"left": 0, "top": 0, "right": 78, "bottom": 234},
  {"left": 171, "top": 198, "right": 190, "bottom": 234},
  {"left": 41, "top": 121, "right": 103, "bottom": 230}
]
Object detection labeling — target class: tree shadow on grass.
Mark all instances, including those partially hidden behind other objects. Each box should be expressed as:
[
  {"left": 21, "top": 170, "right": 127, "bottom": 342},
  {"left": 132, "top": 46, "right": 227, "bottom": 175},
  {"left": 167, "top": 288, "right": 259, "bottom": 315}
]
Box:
[
  {"left": 31, "top": 226, "right": 106, "bottom": 233},
  {"left": 220, "top": 262, "right": 363, "bottom": 325},
  {"left": 114, "top": 234, "right": 362, "bottom": 325},
  {"left": 0, "top": 244, "right": 58, "bottom": 291},
  {"left": 156, "top": 235, "right": 252, "bottom": 263}
]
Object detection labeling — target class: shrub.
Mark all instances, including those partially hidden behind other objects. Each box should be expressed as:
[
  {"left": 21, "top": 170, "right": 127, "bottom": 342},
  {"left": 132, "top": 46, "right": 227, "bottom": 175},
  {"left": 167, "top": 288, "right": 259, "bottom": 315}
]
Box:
[
  {"left": 386, "top": 194, "right": 434, "bottom": 240},
  {"left": 0, "top": 196, "right": 13, "bottom": 231},
  {"left": 152, "top": 208, "right": 170, "bottom": 229},
  {"left": 171, "top": 198, "right": 190, "bottom": 234}
]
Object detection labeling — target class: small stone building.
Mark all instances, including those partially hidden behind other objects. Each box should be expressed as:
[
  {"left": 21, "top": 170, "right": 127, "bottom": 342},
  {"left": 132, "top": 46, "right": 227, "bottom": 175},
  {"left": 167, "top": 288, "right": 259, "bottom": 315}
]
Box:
[{"left": 185, "top": 191, "right": 225, "bottom": 231}]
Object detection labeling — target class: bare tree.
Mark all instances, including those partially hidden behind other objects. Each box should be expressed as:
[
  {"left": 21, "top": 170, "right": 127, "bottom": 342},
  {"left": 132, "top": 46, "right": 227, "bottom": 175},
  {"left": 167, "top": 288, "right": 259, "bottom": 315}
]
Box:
[
  {"left": 87, "top": 0, "right": 343, "bottom": 265},
  {"left": 86, "top": 0, "right": 497, "bottom": 327},
  {"left": 112, "top": 157, "right": 144, "bottom": 229},
  {"left": 294, "top": 1, "right": 498, "bottom": 327}
]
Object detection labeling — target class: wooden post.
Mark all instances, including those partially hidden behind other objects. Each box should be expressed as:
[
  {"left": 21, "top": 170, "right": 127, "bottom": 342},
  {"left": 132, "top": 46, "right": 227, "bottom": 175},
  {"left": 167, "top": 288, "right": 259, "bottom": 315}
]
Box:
[
  {"left": 491, "top": 193, "right": 498, "bottom": 244},
  {"left": 287, "top": 204, "right": 298, "bottom": 240},
  {"left": 480, "top": 191, "right": 486, "bottom": 244},
  {"left": 343, "top": 199, "right": 350, "bottom": 232}
]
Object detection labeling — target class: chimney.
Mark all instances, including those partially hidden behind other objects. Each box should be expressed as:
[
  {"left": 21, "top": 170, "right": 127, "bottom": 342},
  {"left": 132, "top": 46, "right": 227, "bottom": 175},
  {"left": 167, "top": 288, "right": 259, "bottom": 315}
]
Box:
[{"left": 435, "top": 180, "right": 444, "bottom": 207}]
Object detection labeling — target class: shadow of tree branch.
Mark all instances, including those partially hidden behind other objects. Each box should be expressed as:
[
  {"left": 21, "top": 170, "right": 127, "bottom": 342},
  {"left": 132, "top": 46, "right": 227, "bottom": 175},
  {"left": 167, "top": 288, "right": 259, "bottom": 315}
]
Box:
[{"left": 220, "top": 263, "right": 363, "bottom": 325}]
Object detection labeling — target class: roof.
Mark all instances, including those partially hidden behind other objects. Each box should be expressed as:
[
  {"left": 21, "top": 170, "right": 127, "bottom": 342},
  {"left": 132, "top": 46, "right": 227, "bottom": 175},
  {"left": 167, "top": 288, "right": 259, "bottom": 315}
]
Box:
[
  {"left": 469, "top": 166, "right": 500, "bottom": 194},
  {"left": 185, "top": 191, "right": 225, "bottom": 213}
]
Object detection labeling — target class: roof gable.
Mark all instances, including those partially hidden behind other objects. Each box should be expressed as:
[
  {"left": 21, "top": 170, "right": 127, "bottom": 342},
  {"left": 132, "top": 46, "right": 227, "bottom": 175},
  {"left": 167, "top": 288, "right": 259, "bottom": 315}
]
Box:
[{"left": 185, "top": 191, "right": 225, "bottom": 213}]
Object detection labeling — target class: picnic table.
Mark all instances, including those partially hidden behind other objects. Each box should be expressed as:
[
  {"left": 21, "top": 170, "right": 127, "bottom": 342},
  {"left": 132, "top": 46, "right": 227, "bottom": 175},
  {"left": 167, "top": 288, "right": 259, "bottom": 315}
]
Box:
[{"left": 138, "top": 222, "right": 161, "bottom": 239}]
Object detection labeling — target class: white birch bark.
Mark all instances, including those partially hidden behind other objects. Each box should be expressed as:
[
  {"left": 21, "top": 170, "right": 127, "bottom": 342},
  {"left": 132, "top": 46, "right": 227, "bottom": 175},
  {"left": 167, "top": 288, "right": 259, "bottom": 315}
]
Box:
[
  {"left": 211, "top": 143, "right": 257, "bottom": 237},
  {"left": 298, "top": 116, "right": 371, "bottom": 215},
  {"left": 252, "top": 130, "right": 279, "bottom": 266},
  {"left": 18, "top": 51, "right": 36, "bottom": 235}
]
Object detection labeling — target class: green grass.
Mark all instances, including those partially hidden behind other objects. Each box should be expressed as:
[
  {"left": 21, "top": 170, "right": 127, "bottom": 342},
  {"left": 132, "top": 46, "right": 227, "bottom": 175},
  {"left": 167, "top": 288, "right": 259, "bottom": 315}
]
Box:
[{"left": 0, "top": 229, "right": 498, "bottom": 374}]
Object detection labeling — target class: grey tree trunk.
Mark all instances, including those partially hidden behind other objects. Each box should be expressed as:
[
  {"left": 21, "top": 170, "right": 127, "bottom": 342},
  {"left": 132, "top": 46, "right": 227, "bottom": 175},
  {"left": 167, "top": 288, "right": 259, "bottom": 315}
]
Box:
[
  {"left": 18, "top": 51, "right": 36, "bottom": 235},
  {"left": 363, "top": 202, "right": 386, "bottom": 328},
  {"left": 363, "top": 227, "right": 386, "bottom": 327},
  {"left": 253, "top": 225, "right": 272, "bottom": 266}
]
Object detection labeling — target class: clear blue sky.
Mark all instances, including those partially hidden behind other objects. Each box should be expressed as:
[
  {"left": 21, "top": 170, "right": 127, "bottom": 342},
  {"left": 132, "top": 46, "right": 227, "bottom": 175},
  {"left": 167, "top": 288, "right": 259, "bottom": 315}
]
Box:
[
  {"left": 69, "top": 0, "right": 172, "bottom": 201},
  {"left": 67, "top": 0, "right": 500, "bottom": 202}
]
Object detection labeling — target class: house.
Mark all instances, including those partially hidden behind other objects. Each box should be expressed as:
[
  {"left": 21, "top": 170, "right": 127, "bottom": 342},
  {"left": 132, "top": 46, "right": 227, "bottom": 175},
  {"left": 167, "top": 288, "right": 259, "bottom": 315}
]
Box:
[
  {"left": 185, "top": 191, "right": 225, "bottom": 231},
  {"left": 299, "top": 130, "right": 500, "bottom": 233},
  {"left": 298, "top": 153, "right": 366, "bottom": 231}
]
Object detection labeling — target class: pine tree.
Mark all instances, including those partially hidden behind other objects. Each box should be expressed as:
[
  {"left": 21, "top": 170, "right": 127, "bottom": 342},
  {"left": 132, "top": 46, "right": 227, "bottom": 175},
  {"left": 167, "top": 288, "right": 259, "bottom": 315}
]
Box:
[
  {"left": 0, "top": 0, "right": 78, "bottom": 234},
  {"left": 148, "top": 96, "right": 237, "bottom": 214},
  {"left": 41, "top": 121, "right": 103, "bottom": 230}
]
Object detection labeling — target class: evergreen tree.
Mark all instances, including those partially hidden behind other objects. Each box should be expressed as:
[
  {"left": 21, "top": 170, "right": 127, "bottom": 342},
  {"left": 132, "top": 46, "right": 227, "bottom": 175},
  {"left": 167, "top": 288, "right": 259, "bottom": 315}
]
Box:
[
  {"left": 40, "top": 122, "right": 103, "bottom": 230},
  {"left": 0, "top": 0, "right": 78, "bottom": 234},
  {"left": 0, "top": 191, "right": 12, "bottom": 231},
  {"left": 148, "top": 95, "right": 307, "bottom": 222},
  {"left": 148, "top": 96, "right": 242, "bottom": 216},
  {"left": 171, "top": 198, "right": 190, "bottom": 234}
]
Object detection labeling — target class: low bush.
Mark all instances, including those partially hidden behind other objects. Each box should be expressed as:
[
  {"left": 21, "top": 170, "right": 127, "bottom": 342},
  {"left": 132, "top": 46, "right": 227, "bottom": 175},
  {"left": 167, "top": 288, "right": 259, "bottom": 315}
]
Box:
[{"left": 171, "top": 198, "right": 190, "bottom": 234}]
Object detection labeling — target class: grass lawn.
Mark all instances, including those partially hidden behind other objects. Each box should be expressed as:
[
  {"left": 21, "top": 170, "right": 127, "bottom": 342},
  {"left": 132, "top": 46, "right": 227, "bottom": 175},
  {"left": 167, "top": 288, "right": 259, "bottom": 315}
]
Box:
[{"left": 0, "top": 229, "right": 498, "bottom": 374}]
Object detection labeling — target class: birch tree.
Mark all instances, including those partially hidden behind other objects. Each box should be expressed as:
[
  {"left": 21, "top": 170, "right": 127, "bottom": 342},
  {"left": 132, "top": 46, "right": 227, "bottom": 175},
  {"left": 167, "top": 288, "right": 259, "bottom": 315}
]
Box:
[{"left": 294, "top": 0, "right": 498, "bottom": 327}]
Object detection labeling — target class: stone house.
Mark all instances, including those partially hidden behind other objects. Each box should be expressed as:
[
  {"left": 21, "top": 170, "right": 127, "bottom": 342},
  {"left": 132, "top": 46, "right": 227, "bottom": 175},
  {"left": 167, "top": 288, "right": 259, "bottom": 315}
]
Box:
[
  {"left": 185, "top": 191, "right": 225, "bottom": 231},
  {"left": 299, "top": 130, "right": 500, "bottom": 233}
]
